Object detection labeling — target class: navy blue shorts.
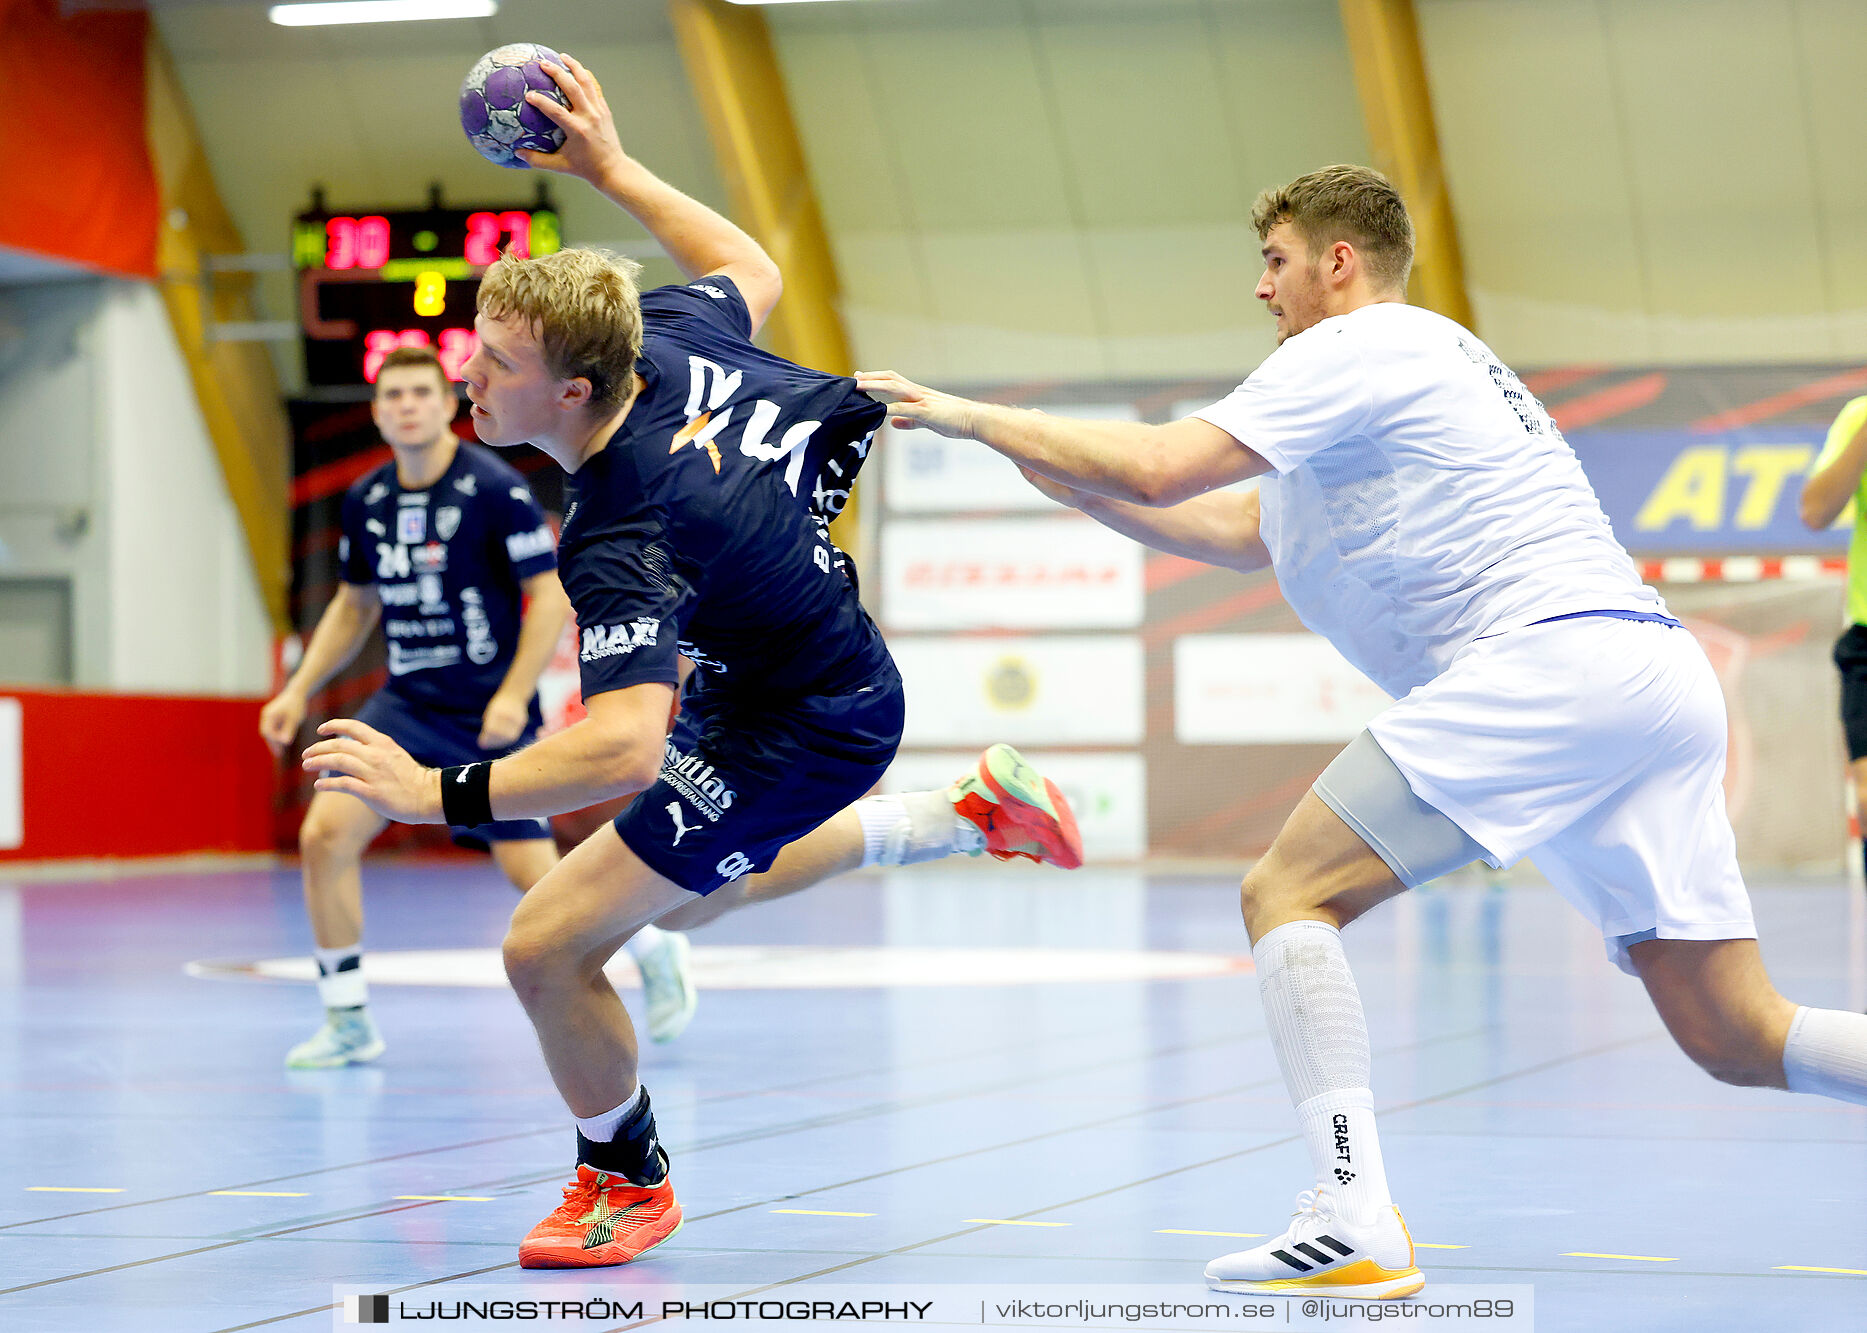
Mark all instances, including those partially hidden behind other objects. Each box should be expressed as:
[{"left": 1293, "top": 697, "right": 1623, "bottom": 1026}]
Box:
[
  {"left": 352, "top": 689, "right": 552, "bottom": 847},
  {"left": 614, "top": 666, "right": 905, "bottom": 895}
]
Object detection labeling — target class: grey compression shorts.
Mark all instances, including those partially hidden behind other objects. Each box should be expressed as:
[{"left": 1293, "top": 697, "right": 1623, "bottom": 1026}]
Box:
[
  {"left": 1314, "top": 729, "right": 1668, "bottom": 969},
  {"left": 1312, "top": 729, "right": 1493, "bottom": 888}
]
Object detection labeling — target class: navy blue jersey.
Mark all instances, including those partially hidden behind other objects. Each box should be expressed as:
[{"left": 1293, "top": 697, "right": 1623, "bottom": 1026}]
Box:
[
  {"left": 558, "top": 275, "right": 889, "bottom": 703},
  {"left": 338, "top": 441, "right": 556, "bottom": 716}
]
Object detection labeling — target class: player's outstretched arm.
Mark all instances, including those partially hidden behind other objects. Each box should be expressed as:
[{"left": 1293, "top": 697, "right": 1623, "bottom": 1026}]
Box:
[
  {"left": 259, "top": 583, "right": 382, "bottom": 756},
  {"left": 517, "top": 55, "right": 782, "bottom": 334},
  {"left": 303, "top": 683, "right": 672, "bottom": 825},
  {"left": 1800, "top": 415, "right": 1867, "bottom": 530},
  {"left": 1022, "top": 467, "right": 1270, "bottom": 573},
  {"left": 856, "top": 371, "right": 1269, "bottom": 507}
]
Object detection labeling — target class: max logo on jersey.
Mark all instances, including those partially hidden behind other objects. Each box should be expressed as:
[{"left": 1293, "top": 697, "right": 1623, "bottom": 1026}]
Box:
[{"left": 580, "top": 617, "right": 660, "bottom": 661}]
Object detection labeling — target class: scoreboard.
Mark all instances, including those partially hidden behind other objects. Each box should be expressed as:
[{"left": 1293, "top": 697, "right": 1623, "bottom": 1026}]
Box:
[{"left": 293, "top": 203, "right": 562, "bottom": 387}]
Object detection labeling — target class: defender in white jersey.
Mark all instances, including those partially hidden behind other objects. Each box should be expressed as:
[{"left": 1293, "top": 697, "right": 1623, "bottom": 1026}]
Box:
[{"left": 859, "top": 165, "right": 1867, "bottom": 1300}]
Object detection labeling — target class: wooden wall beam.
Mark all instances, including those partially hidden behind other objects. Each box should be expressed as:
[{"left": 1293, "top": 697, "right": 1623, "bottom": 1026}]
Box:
[
  {"left": 144, "top": 32, "right": 292, "bottom": 634},
  {"left": 1337, "top": 0, "right": 1476, "bottom": 329},
  {"left": 666, "top": 0, "right": 864, "bottom": 550}
]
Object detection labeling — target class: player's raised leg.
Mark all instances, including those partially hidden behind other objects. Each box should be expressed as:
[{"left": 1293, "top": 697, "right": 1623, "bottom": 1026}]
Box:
[
  {"left": 502, "top": 823, "right": 697, "bottom": 1268},
  {"left": 288, "top": 790, "right": 389, "bottom": 1069},
  {"left": 1633, "top": 938, "right": 1867, "bottom": 1100},
  {"left": 654, "top": 743, "right": 1085, "bottom": 932}
]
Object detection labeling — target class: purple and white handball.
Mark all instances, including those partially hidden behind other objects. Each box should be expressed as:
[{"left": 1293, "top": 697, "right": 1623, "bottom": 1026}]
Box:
[{"left": 459, "top": 43, "right": 569, "bottom": 169}]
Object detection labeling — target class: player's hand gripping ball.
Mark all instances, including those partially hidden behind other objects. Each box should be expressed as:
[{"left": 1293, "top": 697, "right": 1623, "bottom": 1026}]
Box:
[{"left": 460, "top": 43, "right": 569, "bottom": 168}]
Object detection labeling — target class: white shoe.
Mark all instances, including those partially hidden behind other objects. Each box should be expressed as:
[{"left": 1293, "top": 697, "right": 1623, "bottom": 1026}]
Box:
[
  {"left": 285, "top": 1007, "right": 385, "bottom": 1069},
  {"left": 1204, "top": 1187, "right": 1423, "bottom": 1299},
  {"left": 636, "top": 930, "right": 697, "bottom": 1044}
]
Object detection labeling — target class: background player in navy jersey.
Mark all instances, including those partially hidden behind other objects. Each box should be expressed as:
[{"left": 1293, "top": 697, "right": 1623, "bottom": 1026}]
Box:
[
  {"left": 302, "top": 54, "right": 1082, "bottom": 1268},
  {"left": 260, "top": 345, "right": 695, "bottom": 1068}
]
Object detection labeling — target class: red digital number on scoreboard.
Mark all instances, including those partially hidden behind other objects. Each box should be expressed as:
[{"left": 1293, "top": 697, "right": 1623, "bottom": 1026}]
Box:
[
  {"left": 326, "top": 215, "right": 391, "bottom": 271},
  {"left": 464, "top": 210, "right": 537, "bottom": 265},
  {"left": 362, "top": 327, "right": 479, "bottom": 382}
]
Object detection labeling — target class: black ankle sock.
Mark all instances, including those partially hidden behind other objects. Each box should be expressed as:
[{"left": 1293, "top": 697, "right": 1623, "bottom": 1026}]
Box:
[{"left": 576, "top": 1088, "right": 667, "bottom": 1186}]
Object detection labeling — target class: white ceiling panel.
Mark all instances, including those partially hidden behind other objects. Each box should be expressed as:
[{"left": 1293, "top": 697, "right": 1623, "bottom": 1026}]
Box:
[
  {"left": 147, "top": 0, "right": 1867, "bottom": 384},
  {"left": 1421, "top": 0, "right": 1867, "bottom": 363}
]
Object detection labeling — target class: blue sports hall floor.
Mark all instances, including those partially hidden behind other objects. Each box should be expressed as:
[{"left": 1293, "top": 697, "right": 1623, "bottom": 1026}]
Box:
[{"left": 0, "top": 857, "right": 1862, "bottom": 1331}]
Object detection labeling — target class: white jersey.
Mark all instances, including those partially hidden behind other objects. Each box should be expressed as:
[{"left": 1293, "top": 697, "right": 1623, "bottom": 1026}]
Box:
[{"left": 1195, "top": 302, "right": 1663, "bottom": 698}]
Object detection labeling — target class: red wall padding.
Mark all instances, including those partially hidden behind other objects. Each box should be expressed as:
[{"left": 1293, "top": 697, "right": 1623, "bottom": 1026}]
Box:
[
  {"left": 1, "top": 690, "right": 273, "bottom": 860},
  {"left": 0, "top": 0, "right": 159, "bottom": 280}
]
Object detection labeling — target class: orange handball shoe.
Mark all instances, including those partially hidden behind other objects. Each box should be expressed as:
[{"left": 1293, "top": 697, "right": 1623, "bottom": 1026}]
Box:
[
  {"left": 952, "top": 743, "right": 1084, "bottom": 870},
  {"left": 518, "top": 1162, "right": 683, "bottom": 1269}
]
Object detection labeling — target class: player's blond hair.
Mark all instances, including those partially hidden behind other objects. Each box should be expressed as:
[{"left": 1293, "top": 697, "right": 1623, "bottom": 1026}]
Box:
[
  {"left": 478, "top": 247, "right": 645, "bottom": 412},
  {"left": 1251, "top": 165, "right": 1414, "bottom": 293}
]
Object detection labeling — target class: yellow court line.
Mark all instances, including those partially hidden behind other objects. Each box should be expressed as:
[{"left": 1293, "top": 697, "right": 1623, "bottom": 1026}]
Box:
[
  {"left": 395, "top": 1195, "right": 496, "bottom": 1202},
  {"left": 210, "top": 1191, "right": 310, "bottom": 1198},
  {"left": 1564, "top": 1252, "right": 1677, "bottom": 1263},
  {"left": 965, "top": 1218, "right": 1069, "bottom": 1228},
  {"left": 1775, "top": 1265, "right": 1867, "bottom": 1277},
  {"left": 772, "top": 1209, "right": 875, "bottom": 1217},
  {"left": 26, "top": 1186, "right": 123, "bottom": 1194},
  {"left": 1414, "top": 1244, "right": 1469, "bottom": 1250},
  {"left": 1157, "top": 1230, "right": 1266, "bottom": 1239}
]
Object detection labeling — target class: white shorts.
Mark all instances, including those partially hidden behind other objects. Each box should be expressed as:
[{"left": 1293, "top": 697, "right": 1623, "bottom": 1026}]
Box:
[{"left": 1367, "top": 615, "right": 1757, "bottom": 976}]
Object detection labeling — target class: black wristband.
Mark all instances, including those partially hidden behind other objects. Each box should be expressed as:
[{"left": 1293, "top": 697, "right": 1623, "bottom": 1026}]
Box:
[{"left": 439, "top": 762, "right": 494, "bottom": 829}]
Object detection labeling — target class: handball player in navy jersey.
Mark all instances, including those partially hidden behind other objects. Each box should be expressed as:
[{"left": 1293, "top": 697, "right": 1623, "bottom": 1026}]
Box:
[
  {"left": 302, "top": 54, "right": 1082, "bottom": 1267},
  {"left": 262, "top": 346, "right": 698, "bottom": 1067}
]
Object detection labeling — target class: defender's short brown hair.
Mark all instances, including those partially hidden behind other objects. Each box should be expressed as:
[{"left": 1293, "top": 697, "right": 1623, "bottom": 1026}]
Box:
[
  {"left": 374, "top": 345, "right": 451, "bottom": 393},
  {"left": 1251, "top": 164, "right": 1414, "bottom": 292},
  {"left": 478, "top": 247, "right": 645, "bottom": 412}
]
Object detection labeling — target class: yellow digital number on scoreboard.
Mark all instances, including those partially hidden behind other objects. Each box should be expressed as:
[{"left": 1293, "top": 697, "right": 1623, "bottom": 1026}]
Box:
[{"left": 413, "top": 270, "right": 446, "bottom": 317}]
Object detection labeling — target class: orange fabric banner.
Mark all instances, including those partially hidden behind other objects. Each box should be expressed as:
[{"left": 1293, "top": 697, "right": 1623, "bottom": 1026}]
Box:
[{"left": 0, "top": 0, "right": 158, "bottom": 279}]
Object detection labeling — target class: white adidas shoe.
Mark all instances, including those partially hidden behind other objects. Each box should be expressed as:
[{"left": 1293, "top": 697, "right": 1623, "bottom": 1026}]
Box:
[
  {"left": 285, "top": 1006, "right": 385, "bottom": 1069},
  {"left": 1204, "top": 1187, "right": 1423, "bottom": 1299},
  {"left": 636, "top": 930, "right": 697, "bottom": 1044}
]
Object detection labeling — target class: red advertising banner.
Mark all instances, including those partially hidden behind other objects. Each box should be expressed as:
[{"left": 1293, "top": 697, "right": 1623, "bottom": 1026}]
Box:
[{"left": 0, "top": 690, "right": 274, "bottom": 861}]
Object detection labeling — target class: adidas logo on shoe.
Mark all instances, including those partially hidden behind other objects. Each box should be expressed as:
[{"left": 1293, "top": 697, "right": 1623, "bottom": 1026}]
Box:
[{"left": 1203, "top": 1188, "right": 1424, "bottom": 1300}]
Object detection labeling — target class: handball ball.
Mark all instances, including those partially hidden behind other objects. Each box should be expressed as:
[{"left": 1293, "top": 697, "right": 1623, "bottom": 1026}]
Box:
[{"left": 460, "top": 43, "right": 569, "bottom": 169}]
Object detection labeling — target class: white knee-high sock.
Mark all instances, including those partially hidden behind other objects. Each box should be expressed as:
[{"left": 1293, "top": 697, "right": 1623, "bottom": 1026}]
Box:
[
  {"left": 1783, "top": 1006, "right": 1867, "bottom": 1104},
  {"left": 1253, "top": 919, "right": 1394, "bottom": 1225},
  {"left": 853, "top": 792, "right": 983, "bottom": 868}
]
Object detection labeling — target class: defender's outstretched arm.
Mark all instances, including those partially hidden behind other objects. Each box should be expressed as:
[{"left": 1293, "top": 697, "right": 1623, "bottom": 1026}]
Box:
[
  {"left": 856, "top": 370, "right": 1269, "bottom": 507},
  {"left": 1020, "top": 467, "right": 1270, "bottom": 573}
]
